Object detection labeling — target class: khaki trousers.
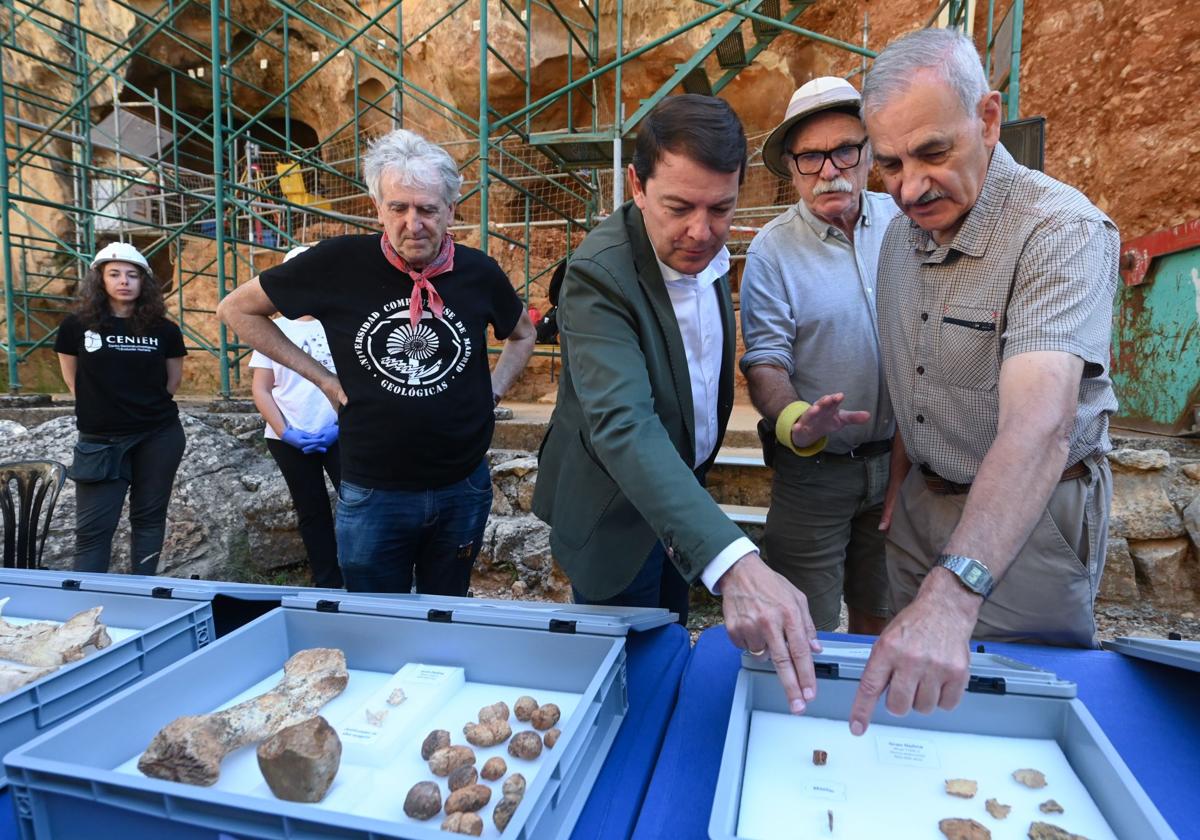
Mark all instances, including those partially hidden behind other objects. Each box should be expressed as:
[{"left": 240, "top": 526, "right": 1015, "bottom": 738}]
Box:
[{"left": 886, "top": 456, "right": 1112, "bottom": 648}]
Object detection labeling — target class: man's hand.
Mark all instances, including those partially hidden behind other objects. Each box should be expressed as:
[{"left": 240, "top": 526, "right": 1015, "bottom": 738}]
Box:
[
  {"left": 791, "top": 393, "right": 870, "bottom": 449},
  {"left": 848, "top": 569, "right": 979, "bottom": 735},
  {"left": 879, "top": 472, "right": 904, "bottom": 532},
  {"left": 719, "top": 552, "right": 822, "bottom": 714},
  {"left": 317, "top": 374, "right": 348, "bottom": 412}
]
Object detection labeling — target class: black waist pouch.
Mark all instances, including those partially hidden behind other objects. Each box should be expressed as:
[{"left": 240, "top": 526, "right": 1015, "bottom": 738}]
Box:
[{"left": 69, "top": 437, "right": 125, "bottom": 483}]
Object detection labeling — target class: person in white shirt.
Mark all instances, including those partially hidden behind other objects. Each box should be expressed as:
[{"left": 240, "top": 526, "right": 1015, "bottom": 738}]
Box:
[
  {"left": 249, "top": 245, "right": 343, "bottom": 589},
  {"left": 533, "top": 95, "right": 849, "bottom": 717}
]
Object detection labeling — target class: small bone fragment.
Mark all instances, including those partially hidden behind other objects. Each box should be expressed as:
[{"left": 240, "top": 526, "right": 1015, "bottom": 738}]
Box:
[
  {"left": 502, "top": 773, "right": 526, "bottom": 798},
  {"left": 445, "top": 783, "right": 491, "bottom": 814},
  {"left": 939, "top": 817, "right": 992, "bottom": 840},
  {"left": 543, "top": 727, "right": 561, "bottom": 748},
  {"left": 1028, "top": 822, "right": 1089, "bottom": 840},
  {"left": 256, "top": 716, "right": 341, "bottom": 803},
  {"left": 481, "top": 756, "right": 506, "bottom": 780},
  {"left": 365, "top": 707, "right": 388, "bottom": 727},
  {"left": 429, "top": 745, "right": 476, "bottom": 776},
  {"left": 422, "top": 729, "right": 451, "bottom": 760},
  {"left": 478, "top": 701, "right": 509, "bottom": 723},
  {"left": 441, "top": 811, "right": 484, "bottom": 835},
  {"left": 387, "top": 687, "right": 407, "bottom": 705},
  {"left": 1039, "top": 800, "right": 1064, "bottom": 814},
  {"left": 985, "top": 799, "right": 1011, "bottom": 819},
  {"left": 1013, "top": 768, "right": 1048, "bottom": 789},
  {"left": 138, "top": 648, "right": 348, "bottom": 786},
  {"left": 464, "top": 718, "right": 511, "bottom": 747},
  {"left": 508, "top": 731, "right": 543, "bottom": 760},
  {"left": 448, "top": 764, "right": 478, "bottom": 792},
  {"left": 404, "top": 781, "right": 442, "bottom": 820},
  {"left": 946, "top": 778, "right": 978, "bottom": 798},
  {"left": 812, "top": 749, "right": 828, "bottom": 766},
  {"left": 530, "top": 703, "right": 560, "bottom": 731},
  {"left": 0, "top": 602, "right": 111, "bottom": 667},
  {"left": 493, "top": 795, "right": 521, "bottom": 832},
  {"left": 514, "top": 696, "right": 538, "bottom": 721}
]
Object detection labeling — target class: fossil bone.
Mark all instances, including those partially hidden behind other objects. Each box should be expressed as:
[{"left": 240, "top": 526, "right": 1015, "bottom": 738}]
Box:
[
  {"left": 0, "top": 599, "right": 111, "bottom": 668},
  {"left": 138, "top": 648, "right": 349, "bottom": 786}
]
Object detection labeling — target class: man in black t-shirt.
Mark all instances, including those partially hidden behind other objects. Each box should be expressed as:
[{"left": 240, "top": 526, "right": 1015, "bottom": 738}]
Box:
[{"left": 219, "top": 129, "right": 535, "bottom": 594}]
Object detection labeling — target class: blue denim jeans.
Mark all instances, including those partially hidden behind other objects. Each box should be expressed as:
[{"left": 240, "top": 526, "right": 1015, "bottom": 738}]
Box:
[{"left": 335, "top": 459, "right": 493, "bottom": 595}]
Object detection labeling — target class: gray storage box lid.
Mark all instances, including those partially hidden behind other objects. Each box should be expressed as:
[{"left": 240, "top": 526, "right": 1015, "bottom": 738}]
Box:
[
  {"left": 742, "top": 639, "right": 1077, "bottom": 698},
  {"left": 1102, "top": 636, "right": 1200, "bottom": 673},
  {"left": 282, "top": 591, "right": 675, "bottom": 636},
  {"left": 0, "top": 569, "right": 338, "bottom": 602}
]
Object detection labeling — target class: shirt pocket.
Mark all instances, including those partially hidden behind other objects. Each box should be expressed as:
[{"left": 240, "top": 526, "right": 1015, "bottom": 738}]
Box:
[{"left": 937, "top": 306, "right": 1000, "bottom": 390}]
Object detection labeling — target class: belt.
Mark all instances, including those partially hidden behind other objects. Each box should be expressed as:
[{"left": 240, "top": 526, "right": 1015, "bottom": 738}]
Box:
[
  {"left": 821, "top": 439, "right": 892, "bottom": 460},
  {"left": 920, "top": 461, "right": 1090, "bottom": 495}
]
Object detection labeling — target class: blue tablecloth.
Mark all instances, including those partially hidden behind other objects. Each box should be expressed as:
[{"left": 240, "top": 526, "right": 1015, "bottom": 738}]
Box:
[
  {"left": 634, "top": 626, "right": 1200, "bottom": 840},
  {"left": 0, "top": 622, "right": 690, "bottom": 840}
]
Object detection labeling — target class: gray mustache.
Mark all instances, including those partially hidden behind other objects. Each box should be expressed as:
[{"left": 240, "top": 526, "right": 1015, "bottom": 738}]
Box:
[{"left": 812, "top": 176, "right": 856, "bottom": 196}]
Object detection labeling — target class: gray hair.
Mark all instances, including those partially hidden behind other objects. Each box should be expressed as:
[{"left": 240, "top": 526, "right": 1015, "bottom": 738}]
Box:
[
  {"left": 362, "top": 128, "right": 463, "bottom": 207},
  {"left": 862, "top": 28, "right": 989, "bottom": 118}
]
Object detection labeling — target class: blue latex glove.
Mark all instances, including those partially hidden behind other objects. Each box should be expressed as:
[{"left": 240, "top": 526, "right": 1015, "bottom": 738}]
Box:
[
  {"left": 301, "top": 423, "right": 339, "bottom": 455},
  {"left": 281, "top": 425, "right": 319, "bottom": 451}
]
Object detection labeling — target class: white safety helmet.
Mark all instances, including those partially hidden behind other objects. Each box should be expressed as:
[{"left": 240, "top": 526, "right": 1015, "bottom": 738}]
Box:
[
  {"left": 283, "top": 245, "right": 311, "bottom": 262},
  {"left": 91, "top": 241, "right": 150, "bottom": 273}
]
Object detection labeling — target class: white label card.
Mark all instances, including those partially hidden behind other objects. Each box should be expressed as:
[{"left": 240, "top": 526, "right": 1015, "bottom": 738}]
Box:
[{"left": 876, "top": 736, "right": 939, "bottom": 768}]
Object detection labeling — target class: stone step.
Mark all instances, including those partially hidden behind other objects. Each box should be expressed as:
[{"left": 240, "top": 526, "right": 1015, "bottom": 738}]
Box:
[{"left": 719, "top": 503, "right": 768, "bottom": 525}]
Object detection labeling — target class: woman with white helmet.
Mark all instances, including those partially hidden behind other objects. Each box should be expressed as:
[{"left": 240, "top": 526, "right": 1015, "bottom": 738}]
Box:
[
  {"left": 248, "top": 244, "right": 343, "bottom": 589},
  {"left": 54, "top": 242, "right": 187, "bottom": 575}
]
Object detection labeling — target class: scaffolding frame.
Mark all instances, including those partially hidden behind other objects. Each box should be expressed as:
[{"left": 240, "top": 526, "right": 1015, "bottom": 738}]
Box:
[{"left": 1, "top": 0, "right": 1023, "bottom": 394}]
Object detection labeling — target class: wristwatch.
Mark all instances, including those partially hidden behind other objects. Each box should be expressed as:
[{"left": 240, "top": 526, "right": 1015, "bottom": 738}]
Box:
[{"left": 935, "top": 554, "right": 995, "bottom": 599}]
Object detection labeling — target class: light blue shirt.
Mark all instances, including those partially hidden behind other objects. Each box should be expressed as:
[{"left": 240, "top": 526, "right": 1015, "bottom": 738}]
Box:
[{"left": 739, "top": 190, "right": 900, "bottom": 452}]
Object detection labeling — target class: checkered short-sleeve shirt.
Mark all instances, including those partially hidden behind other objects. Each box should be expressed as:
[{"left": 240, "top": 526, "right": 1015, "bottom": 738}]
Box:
[{"left": 877, "top": 143, "right": 1120, "bottom": 484}]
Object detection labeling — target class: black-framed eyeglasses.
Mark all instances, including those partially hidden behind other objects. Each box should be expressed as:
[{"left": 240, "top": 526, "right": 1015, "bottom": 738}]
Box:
[{"left": 789, "top": 140, "right": 867, "bottom": 175}]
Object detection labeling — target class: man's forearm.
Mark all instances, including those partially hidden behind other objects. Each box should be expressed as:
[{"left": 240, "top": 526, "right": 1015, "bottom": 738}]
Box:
[
  {"left": 745, "top": 364, "right": 799, "bottom": 422},
  {"left": 491, "top": 335, "right": 534, "bottom": 397}
]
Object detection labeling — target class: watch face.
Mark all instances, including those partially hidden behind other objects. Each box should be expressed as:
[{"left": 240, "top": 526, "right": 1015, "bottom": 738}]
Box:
[{"left": 963, "top": 564, "right": 986, "bottom": 587}]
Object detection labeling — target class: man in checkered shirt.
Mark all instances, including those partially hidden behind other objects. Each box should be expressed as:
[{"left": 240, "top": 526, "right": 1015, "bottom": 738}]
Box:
[{"left": 846, "top": 28, "right": 1119, "bottom": 736}]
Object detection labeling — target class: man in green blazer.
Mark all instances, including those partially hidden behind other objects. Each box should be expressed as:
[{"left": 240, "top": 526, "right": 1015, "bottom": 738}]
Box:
[{"left": 533, "top": 95, "right": 848, "bottom": 715}]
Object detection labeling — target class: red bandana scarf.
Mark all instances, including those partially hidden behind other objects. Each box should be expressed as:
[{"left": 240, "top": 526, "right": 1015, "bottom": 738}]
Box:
[{"left": 380, "top": 233, "right": 456, "bottom": 328}]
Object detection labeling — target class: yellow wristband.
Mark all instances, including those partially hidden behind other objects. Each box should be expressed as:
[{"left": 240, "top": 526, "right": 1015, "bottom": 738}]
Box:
[{"left": 775, "top": 400, "right": 827, "bottom": 457}]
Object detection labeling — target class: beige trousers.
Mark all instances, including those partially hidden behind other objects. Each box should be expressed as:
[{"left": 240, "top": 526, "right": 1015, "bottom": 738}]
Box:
[{"left": 886, "top": 456, "right": 1112, "bottom": 648}]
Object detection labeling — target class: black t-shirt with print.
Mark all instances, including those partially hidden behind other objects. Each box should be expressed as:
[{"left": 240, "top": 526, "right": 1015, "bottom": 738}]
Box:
[
  {"left": 55, "top": 314, "right": 187, "bottom": 435},
  {"left": 259, "top": 234, "right": 523, "bottom": 490}
]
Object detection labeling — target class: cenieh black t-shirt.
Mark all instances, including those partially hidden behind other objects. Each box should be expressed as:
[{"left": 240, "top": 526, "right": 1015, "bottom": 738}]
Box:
[
  {"left": 259, "top": 234, "right": 523, "bottom": 490},
  {"left": 54, "top": 314, "right": 186, "bottom": 435}
]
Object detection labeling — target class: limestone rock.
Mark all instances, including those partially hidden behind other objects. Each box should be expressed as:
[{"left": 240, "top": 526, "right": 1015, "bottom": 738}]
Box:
[
  {"left": 1128, "top": 538, "right": 1196, "bottom": 608},
  {"left": 256, "top": 715, "right": 342, "bottom": 803},
  {"left": 1182, "top": 464, "right": 1200, "bottom": 482},
  {"left": 476, "top": 515, "right": 567, "bottom": 598},
  {"left": 1184, "top": 495, "right": 1200, "bottom": 555},
  {"left": 1107, "top": 448, "right": 1170, "bottom": 472},
  {"left": 0, "top": 413, "right": 323, "bottom": 581},
  {"left": 1097, "top": 537, "right": 1139, "bottom": 603},
  {"left": 0, "top": 419, "right": 28, "bottom": 441},
  {"left": 1108, "top": 468, "right": 1185, "bottom": 540},
  {"left": 138, "top": 648, "right": 348, "bottom": 786}
]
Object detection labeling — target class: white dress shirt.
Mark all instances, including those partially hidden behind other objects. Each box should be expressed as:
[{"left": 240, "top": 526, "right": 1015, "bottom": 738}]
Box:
[{"left": 654, "top": 247, "right": 756, "bottom": 592}]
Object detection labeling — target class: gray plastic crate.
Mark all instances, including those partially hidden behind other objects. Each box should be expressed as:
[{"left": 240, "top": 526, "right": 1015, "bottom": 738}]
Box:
[
  {"left": 0, "top": 569, "right": 345, "bottom": 637},
  {"left": 0, "top": 570, "right": 215, "bottom": 789},
  {"left": 4, "top": 594, "right": 655, "bottom": 839},
  {"left": 1102, "top": 637, "right": 1200, "bottom": 673},
  {"left": 710, "top": 641, "right": 1177, "bottom": 840}
]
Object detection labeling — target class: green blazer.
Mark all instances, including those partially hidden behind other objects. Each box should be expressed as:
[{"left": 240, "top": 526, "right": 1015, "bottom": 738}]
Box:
[{"left": 531, "top": 202, "right": 745, "bottom": 599}]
